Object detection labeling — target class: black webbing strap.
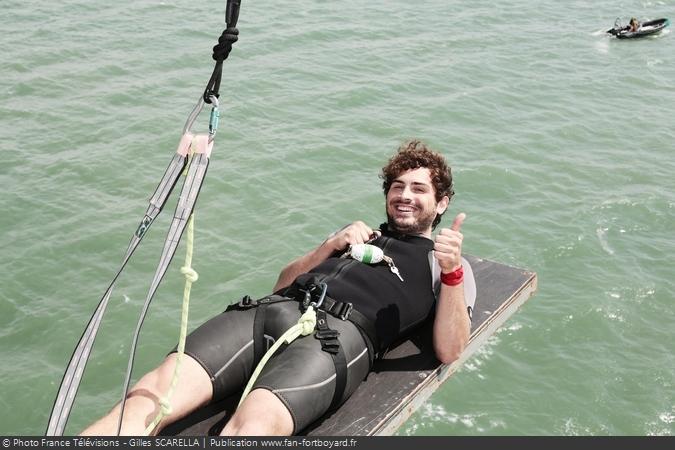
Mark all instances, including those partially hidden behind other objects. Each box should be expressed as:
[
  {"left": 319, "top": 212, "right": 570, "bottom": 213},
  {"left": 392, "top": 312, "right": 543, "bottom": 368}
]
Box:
[
  {"left": 236, "top": 294, "right": 295, "bottom": 364},
  {"left": 315, "top": 309, "right": 348, "bottom": 411},
  {"left": 321, "top": 296, "right": 379, "bottom": 354},
  {"left": 236, "top": 294, "right": 294, "bottom": 310},
  {"left": 253, "top": 304, "right": 268, "bottom": 365},
  {"left": 233, "top": 283, "right": 377, "bottom": 406}
]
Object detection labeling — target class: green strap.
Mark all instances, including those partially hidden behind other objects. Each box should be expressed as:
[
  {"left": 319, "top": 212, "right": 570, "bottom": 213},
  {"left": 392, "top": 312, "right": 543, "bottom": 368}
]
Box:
[
  {"left": 143, "top": 213, "right": 198, "bottom": 435},
  {"left": 238, "top": 306, "right": 317, "bottom": 406}
]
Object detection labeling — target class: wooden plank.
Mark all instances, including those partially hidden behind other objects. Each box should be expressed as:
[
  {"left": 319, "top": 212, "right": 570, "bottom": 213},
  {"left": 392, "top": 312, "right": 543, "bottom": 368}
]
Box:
[{"left": 162, "top": 255, "right": 537, "bottom": 436}]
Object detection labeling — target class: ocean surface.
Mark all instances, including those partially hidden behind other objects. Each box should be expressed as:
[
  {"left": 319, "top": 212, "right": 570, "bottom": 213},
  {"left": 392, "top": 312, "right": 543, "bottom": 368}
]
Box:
[{"left": 1, "top": 0, "right": 673, "bottom": 436}]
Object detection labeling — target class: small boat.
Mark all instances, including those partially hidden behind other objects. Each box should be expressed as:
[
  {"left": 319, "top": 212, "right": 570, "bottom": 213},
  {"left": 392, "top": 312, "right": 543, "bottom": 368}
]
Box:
[{"left": 607, "top": 17, "right": 670, "bottom": 39}]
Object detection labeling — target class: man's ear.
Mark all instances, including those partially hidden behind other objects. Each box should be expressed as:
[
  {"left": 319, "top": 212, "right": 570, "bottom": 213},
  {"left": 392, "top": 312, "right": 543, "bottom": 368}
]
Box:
[{"left": 436, "top": 196, "right": 449, "bottom": 215}]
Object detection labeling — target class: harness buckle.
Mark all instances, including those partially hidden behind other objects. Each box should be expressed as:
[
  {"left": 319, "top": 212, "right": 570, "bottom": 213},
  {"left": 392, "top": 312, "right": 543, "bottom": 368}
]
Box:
[
  {"left": 257, "top": 296, "right": 275, "bottom": 305},
  {"left": 320, "top": 340, "right": 340, "bottom": 354},
  {"left": 315, "top": 328, "right": 340, "bottom": 340},
  {"left": 238, "top": 295, "right": 254, "bottom": 308},
  {"left": 337, "top": 302, "right": 353, "bottom": 320}
]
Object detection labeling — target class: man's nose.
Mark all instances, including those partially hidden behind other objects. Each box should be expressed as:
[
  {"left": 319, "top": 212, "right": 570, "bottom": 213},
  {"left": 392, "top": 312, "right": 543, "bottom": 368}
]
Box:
[{"left": 399, "top": 185, "right": 413, "bottom": 201}]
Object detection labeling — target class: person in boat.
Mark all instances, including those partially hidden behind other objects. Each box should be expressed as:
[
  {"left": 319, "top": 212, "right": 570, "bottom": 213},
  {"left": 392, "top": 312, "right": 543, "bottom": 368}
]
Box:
[
  {"left": 629, "top": 17, "right": 640, "bottom": 32},
  {"left": 81, "top": 140, "right": 472, "bottom": 436}
]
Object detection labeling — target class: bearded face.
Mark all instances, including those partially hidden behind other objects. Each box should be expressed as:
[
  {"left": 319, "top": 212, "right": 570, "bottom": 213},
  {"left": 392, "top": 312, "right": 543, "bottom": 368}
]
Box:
[{"left": 385, "top": 168, "right": 448, "bottom": 237}]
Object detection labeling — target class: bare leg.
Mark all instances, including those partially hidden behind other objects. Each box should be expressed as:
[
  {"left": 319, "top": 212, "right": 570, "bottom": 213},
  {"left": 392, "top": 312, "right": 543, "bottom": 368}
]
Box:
[
  {"left": 221, "top": 388, "right": 294, "bottom": 436},
  {"left": 80, "top": 353, "right": 213, "bottom": 435}
]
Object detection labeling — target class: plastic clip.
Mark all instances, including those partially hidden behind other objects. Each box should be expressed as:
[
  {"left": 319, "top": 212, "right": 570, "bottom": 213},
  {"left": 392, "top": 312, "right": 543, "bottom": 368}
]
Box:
[
  {"left": 336, "top": 302, "right": 353, "bottom": 320},
  {"left": 238, "top": 295, "right": 254, "bottom": 308},
  {"left": 315, "top": 328, "right": 340, "bottom": 340}
]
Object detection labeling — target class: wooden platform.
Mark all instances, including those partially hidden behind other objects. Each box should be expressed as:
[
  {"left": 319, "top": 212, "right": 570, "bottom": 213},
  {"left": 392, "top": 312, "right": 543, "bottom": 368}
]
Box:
[{"left": 162, "top": 255, "right": 537, "bottom": 436}]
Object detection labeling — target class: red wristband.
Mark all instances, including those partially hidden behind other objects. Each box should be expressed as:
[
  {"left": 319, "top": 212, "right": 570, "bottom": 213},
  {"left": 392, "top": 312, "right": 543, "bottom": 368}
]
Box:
[{"left": 441, "top": 266, "right": 464, "bottom": 286}]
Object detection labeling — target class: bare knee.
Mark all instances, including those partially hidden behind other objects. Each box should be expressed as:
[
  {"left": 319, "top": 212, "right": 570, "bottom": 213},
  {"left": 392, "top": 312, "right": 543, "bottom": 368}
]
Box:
[
  {"left": 79, "top": 366, "right": 169, "bottom": 436},
  {"left": 80, "top": 354, "right": 212, "bottom": 436},
  {"left": 136, "top": 353, "right": 213, "bottom": 422},
  {"left": 129, "top": 358, "right": 176, "bottom": 405},
  {"left": 222, "top": 389, "right": 293, "bottom": 436}
]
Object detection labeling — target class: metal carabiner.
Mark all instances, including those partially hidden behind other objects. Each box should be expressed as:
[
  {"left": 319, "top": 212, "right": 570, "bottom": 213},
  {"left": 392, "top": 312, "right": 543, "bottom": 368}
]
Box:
[
  {"left": 182, "top": 96, "right": 206, "bottom": 135},
  {"left": 208, "top": 95, "right": 220, "bottom": 141},
  {"left": 181, "top": 94, "right": 220, "bottom": 143},
  {"left": 310, "top": 282, "right": 328, "bottom": 309}
]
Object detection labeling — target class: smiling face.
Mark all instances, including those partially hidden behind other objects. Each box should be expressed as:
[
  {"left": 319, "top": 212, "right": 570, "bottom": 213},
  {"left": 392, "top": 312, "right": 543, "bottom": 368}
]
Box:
[
  {"left": 385, "top": 167, "right": 449, "bottom": 237},
  {"left": 380, "top": 140, "right": 454, "bottom": 233}
]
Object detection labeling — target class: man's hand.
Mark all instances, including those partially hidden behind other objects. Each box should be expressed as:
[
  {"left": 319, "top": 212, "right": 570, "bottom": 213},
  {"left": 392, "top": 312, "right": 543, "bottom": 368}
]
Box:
[
  {"left": 274, "top": 221, "right": 378, "bottom": 292},
  {"left": 433, "top": 213, "right": 465, "bottom": 272},
  {"left": 327, "top": 221, "right": 381, "bottom": 252}
]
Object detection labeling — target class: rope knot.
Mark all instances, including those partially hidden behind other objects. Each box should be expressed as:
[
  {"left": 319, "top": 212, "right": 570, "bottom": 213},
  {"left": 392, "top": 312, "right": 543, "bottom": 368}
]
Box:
[
  {"left": 159, "top": 397, "right": 173, "bottom": 416},
  {"left": 180, "top": 266, "right": 199, "bottom": 283},
  {"left": 212, "top": 27, "right": 239, "bottom": 61},
  {"left": 298, "top": 307, "right": 317, "bottom": 336}
]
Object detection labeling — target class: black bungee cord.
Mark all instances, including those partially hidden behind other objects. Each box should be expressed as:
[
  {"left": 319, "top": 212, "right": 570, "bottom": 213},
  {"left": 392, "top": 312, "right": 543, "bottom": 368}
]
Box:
[{"left": 203, "top": 0, "right": 241, "bottom": 103}]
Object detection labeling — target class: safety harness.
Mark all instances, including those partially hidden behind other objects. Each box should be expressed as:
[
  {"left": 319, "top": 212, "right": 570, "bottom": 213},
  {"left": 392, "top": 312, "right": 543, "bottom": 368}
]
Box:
[{"left": 233, "top": 255, "right": 384, "bottom": 413}]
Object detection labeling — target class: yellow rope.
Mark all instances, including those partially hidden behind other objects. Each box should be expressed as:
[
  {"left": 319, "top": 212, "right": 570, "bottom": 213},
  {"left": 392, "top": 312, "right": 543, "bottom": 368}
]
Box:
[
  {"left": 238, "top": 306, "right": 317, "bottom": 407},
  {"left": 143, "top": 213, "right": 198, "bottom": 435}
]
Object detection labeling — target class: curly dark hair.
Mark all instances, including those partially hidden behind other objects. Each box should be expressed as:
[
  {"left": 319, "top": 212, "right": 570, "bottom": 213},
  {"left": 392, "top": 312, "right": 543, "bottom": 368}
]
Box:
[{"left": 380, "top": 140, "right": 454, "bottom": 229}]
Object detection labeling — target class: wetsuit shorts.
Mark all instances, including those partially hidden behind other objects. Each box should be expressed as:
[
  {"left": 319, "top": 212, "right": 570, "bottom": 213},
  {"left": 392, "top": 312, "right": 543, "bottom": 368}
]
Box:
[{"left": 174, "top": 300, "right": 371, "bottom": 433}]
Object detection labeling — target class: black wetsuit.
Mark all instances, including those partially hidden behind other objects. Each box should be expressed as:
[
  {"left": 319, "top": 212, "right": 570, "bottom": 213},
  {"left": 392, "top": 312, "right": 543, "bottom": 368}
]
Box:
[
  {"left": 293, "top": 225, "right": 437, "bottom": 352},
  {"left": 179, "top": 226, "right": 440, "bottom": 433}
]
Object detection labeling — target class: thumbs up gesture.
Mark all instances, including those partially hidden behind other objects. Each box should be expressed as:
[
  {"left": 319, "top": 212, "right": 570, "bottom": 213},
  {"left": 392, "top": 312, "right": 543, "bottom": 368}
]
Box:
[{"left": 433, "top": 213, "right": 465, "bottom": 273}]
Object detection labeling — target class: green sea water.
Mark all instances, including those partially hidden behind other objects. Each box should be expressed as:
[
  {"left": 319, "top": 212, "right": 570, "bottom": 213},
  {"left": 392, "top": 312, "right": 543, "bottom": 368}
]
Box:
[{"left": 1, "top": 0, "right": 673, "bottom": 436}]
